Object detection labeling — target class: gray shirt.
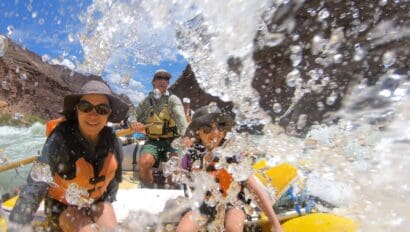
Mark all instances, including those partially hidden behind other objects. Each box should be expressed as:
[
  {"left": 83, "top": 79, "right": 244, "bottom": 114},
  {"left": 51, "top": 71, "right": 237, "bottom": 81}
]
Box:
[{"left": 128, "top": 90, "right": 188, "bottom": 136}]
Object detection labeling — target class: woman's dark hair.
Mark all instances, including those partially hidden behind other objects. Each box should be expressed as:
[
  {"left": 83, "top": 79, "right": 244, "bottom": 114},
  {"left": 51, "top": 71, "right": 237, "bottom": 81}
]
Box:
[{"left": 63, "top": 109, "right": 77, "bottom": 122}]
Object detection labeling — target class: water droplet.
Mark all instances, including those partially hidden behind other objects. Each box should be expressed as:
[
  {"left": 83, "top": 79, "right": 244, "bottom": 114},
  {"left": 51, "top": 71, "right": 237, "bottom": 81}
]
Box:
[
  {"left": 317, "top": 102, "right": 325, "bottom": 111},
  {"left": 20, "top": 73, "right": 28, "bottom": 80},
  {"left": 379, "top": 0, "right": 388, "bottom": 6},
  {"left": 265, "top": 33, "right": 285, "bottom": 47},
  {"left": 290, "top": 45, "right": 303, "bottom": 67},
  {"left": 30, "top": 162, "right": 53, "bottom": 183},
  {"left": 65, "top": 183, "right": 93, "bottom": 207},
  {"left": 382, "top": 50, "right": 396, "bottom": 68},
  {"left": 354, "top": 44, "right": 367, "bottom": 61},
  {"left": 7, "top": 25, "right": 14, "bottom": 37},
  {"left": 68, "top": 34, "right": 75, "bottom": 42},
  {"left": 318, "top": 8, "right": 330, "bottom": 21},
  {"left": 297, "top": 114, "right": 308, "bottom": 129},
  {"left": 312, "top": 35, "right": 327, "bottom": 55},
  {"left": 326, "top": 92, "right": 338, "bottom": 105},
  {"left": 42, "top": 54, "right": 50, "bottom": 62},
  {"left": 333, "top": 53, "right": 343, "bottom": 63},
  {"left": 307, "top": 8, "right": 317, "bottom": 17},
  {"left": 273, "top": 103, "right": 282, "bottom": 114},
  {"left": 379, "top": 89, "right": 391, "bottom": 97},
  {"left": 162, "top": 156, "right": 180, "bottom": 177},
  {"left": 308, "top": 69, "right": 320, "bottom": 80},
  {"left": 38, "top": 18, "right": 45, "bottom": 25},
  {"left": 286, "top": 69, "right": 300, "bottom": 87},
  {"left": 120, "top": 75, "right": 131, "bottom": 87}
]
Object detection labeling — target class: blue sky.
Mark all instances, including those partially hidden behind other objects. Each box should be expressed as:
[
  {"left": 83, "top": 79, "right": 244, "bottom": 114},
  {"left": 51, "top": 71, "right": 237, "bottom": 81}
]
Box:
[{"left": 0, "top": 0, "right": 188, "bottom": 104}]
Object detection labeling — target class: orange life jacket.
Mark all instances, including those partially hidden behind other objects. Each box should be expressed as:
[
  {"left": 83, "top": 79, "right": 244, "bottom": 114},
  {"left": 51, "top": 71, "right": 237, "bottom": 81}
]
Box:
[
  {"left": 48, "top": 153, "right": 118, "bottom": 205},
  {"left": 193, "top": 160, "right": 232, "bottom": 198},
  {"left": 45, "top": 117, "right": 66, "bottom": 137},
  {"left": 45, "top": 117, "right": 118, "bottom": 205},
  {"left": 211, "top": 168, "right": 233, "bottom": 197}
]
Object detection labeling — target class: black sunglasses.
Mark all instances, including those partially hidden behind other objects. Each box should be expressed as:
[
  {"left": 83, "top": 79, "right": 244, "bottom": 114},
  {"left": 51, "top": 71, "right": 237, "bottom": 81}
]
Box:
[
  {"left": 154, "top": 76, "right": 170, "bottom": 81},
  {"left": 200, "top": 122, "right": 227, "bottom": 134},
  {"left": 76, "top": 100, "right": 111, "bottom": 115}
]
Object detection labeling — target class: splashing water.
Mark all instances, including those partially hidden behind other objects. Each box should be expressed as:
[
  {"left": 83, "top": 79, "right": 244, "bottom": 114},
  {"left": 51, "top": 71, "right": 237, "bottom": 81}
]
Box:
[
  {"left": 30, "top": 162, "right": 53, "bottom": 183},
  {"left": 79, "top": 0, "right": 273, "bottom": 126},
  {"left": 77, "top": 0, "right": 409, "bottom": 230}
]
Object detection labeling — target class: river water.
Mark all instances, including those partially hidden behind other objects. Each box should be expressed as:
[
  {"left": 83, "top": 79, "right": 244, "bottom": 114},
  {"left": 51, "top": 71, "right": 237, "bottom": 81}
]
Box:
[
  {"left": 0, "top": 123, "right": 45, "bottom": 196},
  {"left": 1, "top": 0, "right": 409, "bottom": 231}
]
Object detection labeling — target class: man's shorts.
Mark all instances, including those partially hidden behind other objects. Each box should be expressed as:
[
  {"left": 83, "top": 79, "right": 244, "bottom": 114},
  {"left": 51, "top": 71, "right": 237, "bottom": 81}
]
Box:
[{"left": 141, "top": 139, "right": 175, "bottom": 167}]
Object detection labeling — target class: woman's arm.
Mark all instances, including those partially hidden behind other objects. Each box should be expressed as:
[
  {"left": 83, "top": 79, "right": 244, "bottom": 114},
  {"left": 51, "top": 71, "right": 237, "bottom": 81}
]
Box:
[{"left": 246, "top": 175, "right": 283, "bottom": 232}]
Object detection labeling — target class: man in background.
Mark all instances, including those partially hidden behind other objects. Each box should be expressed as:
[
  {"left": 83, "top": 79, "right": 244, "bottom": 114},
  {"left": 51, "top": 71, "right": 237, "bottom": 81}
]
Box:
[{"left": 128, "top": 69, "right": 187, "bottom": 187}]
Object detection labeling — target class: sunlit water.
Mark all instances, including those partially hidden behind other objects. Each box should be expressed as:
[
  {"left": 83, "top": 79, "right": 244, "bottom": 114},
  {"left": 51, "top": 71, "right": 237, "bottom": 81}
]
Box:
[{"left": 1, "top": 0, "right": 409, "bottom": 231}]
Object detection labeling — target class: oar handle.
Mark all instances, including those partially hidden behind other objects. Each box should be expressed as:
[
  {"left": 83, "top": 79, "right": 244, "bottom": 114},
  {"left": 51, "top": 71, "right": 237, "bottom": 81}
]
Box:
[
  {"left": 0, "top": 156, "right": 39, "bottom": 172},
  {"left": 115, "top": 128, "right": 135, "bottom": 137}
]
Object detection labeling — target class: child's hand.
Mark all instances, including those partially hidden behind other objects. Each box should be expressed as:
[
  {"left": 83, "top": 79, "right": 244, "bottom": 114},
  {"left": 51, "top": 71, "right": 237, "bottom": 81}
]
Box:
[{"left": 180, "top": 136, "right": 194, "bottom": 148}]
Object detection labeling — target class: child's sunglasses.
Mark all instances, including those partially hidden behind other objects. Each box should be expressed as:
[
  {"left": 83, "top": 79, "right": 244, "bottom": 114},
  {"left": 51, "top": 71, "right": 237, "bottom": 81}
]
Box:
[{"left": 200, "top": 122, "right": 227, "bottom": 134}]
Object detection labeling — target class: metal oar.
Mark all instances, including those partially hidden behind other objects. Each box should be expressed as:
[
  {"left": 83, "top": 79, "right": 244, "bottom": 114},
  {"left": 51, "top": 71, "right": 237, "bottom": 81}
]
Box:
[{"left": 0, "top": 156, "right": 38, "bottom": 172}]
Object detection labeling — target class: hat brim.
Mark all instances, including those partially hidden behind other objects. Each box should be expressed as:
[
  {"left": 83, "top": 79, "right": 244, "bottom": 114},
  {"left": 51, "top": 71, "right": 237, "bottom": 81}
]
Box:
[
  {"left": 63, "top": 93, "right": 129, "bottom": 123},
  {"left": 186, "top": 113, "right": 234, "bottom": 136}
]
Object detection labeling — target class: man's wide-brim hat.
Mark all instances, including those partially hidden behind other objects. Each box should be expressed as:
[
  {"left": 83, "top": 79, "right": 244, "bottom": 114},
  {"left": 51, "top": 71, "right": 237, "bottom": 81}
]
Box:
[
  {"left": 186, "top": 103, "right": 234, "bottom": 136},
  {"left": 63, "top": 80, "right": 129, "bottom": 123}
]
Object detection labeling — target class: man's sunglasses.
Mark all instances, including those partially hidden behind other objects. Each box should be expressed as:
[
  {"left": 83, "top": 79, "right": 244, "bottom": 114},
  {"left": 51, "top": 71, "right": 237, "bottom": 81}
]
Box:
[
  {"left": 200, "top": 122, "right": 227, "bottom": 134},
  {"left": 154, "top": 76, "right": 170, "bottom": 81},
  {"left": 76, "top": 100, "right": 111, "bottom": 115}
]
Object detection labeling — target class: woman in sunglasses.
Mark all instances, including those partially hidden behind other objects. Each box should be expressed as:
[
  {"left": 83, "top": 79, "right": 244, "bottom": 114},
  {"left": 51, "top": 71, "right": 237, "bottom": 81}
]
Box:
[
  {"left": 9, "top": 80, "right": 129, "bottom": 231},
  {"left": 177, "top": 103, "right": 283, "bottom": 232}
]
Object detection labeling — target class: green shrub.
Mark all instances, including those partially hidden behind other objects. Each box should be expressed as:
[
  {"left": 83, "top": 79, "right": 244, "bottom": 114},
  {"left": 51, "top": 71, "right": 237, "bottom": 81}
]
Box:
[
  {"left": 0, "top": 113, "right": 11, "bottom": 125},
  {"left": 24, "top": 114, "right": 46, "bottom": 124},
  {"left": 0, "top": 113, "right": 45, "bottom": 126}
]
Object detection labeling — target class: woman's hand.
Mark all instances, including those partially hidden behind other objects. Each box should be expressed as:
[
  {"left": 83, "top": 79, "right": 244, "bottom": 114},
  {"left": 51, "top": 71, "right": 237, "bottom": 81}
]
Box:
[{"left": 180, "top": 136, "right": 194, "bottom": 148}]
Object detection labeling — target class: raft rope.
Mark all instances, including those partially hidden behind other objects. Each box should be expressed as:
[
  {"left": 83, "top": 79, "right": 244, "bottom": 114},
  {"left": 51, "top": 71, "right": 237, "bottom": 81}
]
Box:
[{"left": 285, "top": 186, "right": 316, "bottom": 216}]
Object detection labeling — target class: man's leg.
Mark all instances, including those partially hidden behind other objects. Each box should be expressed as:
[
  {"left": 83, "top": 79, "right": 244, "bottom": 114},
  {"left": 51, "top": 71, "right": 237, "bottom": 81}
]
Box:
[
  {"left": 138, "top": 140, "right": 161, "bottom": 187},
  {"left": 138, "top": 152, "right": 156, "bottom": 187}
]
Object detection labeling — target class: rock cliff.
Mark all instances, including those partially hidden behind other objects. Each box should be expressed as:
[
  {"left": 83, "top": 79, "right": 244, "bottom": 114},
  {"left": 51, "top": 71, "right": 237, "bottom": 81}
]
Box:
[
  {"left": 0, "top": 36, "right": 130, "bottom": 121},
  {"left": 171, "top": 0, "right": 409, "bottom": 135}
]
